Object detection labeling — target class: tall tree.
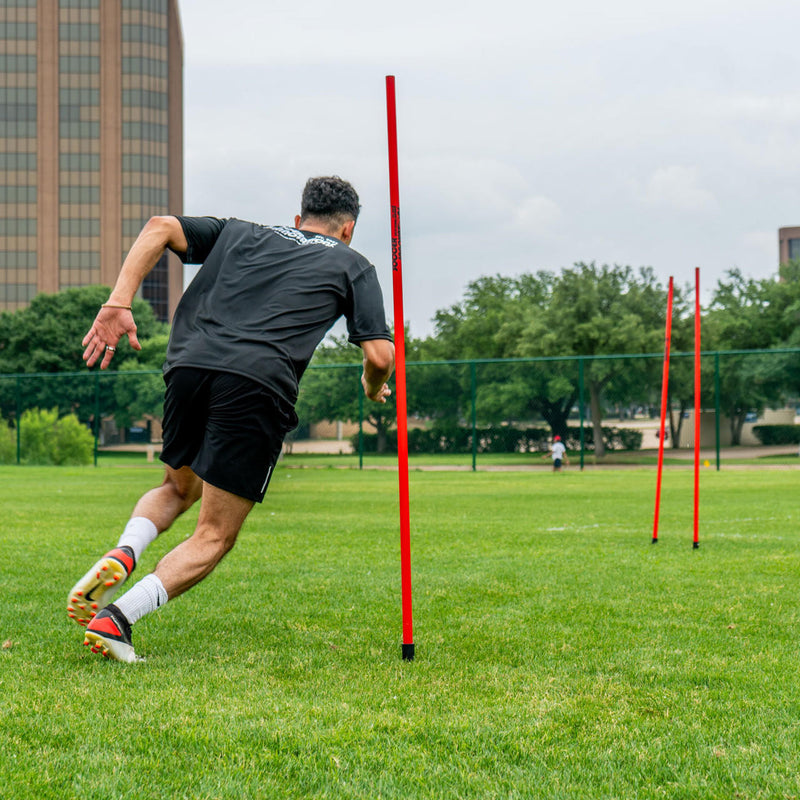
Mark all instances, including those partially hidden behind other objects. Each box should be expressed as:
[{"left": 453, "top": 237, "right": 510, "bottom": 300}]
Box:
[
  {"left": 428, "top": 267, "right": 675, "bottom": 455},
  {"left": 704, "top": 267, "right": 800, "bottom": 443},
  {"left": 514, "top": 264, "right": 671, "bottom": 456},
  {"left": 0, "top": 286, "right": 166, "bottom": 423},
  {"left": 431, "top": 273, "right": 573, "bottom": 430},
  {"left": 112, "top": 334, "right": 169, "bottom": 429},
  {"left": 294, "top": 335, "right": 396, "bottom": 452}
]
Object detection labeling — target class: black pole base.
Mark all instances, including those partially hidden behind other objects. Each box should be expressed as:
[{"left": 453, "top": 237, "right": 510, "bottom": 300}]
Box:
[
  {"left": 651, "top": 537, "right": 658, "bottom": 544},
  {"left": 693, "top": 541, "right": 699, "bottom": 549},
  {"left": 402, "top": 643, "right": 415, "bottom": 661}
]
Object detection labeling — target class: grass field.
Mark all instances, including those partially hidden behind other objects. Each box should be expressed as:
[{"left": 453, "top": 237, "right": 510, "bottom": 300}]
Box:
[{"left": 1, "top": 463, "right": 799, "bottom": 799}]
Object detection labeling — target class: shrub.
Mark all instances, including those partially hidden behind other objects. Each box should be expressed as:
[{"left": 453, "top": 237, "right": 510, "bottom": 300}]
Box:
[
  {"left": 19, "top": 408, "right": 94, "bottom": 465},
  {"left": 352, "top": 422, "right": 644, "bottom": 455},
  {"left": 0, "top": 422, "right": 15, "bottom": 464},
  {"left": 751, "top": 424, "right": 800, "bottom": 445}
]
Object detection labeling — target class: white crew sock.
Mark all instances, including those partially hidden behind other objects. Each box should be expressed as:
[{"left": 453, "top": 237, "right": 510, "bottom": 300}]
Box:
[
  {"left": 115, "top": 574, "right": 169, "bottom": 625},
  {"left": 117, "top": 517, "right": 159, "bottom": 564}
]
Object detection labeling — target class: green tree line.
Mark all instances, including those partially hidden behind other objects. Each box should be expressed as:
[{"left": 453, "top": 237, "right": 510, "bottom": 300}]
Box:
[
  {"left": 0, "top": 285, "right": 169, "bottom": 433},
  {"left": 1, "top": 262, "right": 799, "bottom": 453},
  {"left": 299, "top": 261, "right": 800, "bottom": 453}
]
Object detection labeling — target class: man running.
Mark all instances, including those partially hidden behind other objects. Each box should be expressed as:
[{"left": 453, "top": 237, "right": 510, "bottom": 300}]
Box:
[{"left": 69, "top": 176, "right": 394, "bottom": 662}]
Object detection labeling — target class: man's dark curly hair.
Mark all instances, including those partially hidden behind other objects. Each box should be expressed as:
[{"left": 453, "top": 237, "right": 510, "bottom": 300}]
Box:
[{"left": 300, "top": 176, "right": 361, "bottom": 226}]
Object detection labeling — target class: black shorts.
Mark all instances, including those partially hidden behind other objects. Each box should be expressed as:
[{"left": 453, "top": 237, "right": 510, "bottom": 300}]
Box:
[{"left": 160, "top": 368, "right": 298, "bottom": 503}]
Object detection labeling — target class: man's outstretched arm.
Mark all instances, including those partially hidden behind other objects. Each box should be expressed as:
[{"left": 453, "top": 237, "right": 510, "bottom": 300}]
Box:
[
  {"left": 82, "top": 216, "right": 187, "bottom": 369},
  {"left": 360, "top": 339, "right": 395, "bottom": 403}
]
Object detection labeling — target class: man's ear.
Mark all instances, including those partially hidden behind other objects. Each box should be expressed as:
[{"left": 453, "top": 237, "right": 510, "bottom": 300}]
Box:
[
  {"left": 294, "top": 214, "right": 302, "bottom": 227},
  {"left": 340, "top": 219, "right": 356, "bottom": 245}
]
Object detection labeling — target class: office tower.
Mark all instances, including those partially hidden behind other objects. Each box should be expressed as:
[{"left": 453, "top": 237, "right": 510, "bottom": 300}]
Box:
[
  {"left": 778, "top": 227, "right": 800, "bottom": 268},
  {"left": 0, "top": 0, "right": 182, "bottom": 321}
]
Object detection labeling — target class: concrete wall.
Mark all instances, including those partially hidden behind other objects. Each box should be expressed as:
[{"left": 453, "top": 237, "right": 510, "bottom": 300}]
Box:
[{"left": 675, "top": 407, "right": 796, "bottom": 448}]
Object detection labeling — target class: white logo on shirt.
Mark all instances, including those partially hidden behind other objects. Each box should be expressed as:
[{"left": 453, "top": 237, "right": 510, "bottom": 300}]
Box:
[{"left": 271, "top": 226, "right": 338, "bottom": 248}]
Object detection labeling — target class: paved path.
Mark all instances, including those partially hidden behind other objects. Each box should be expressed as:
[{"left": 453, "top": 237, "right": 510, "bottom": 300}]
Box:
[{"left": 100, "top": 442, "right": 799, "bottom": 469}]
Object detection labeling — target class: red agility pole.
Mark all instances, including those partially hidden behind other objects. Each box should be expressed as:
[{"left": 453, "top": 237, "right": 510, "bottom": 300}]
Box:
[
  {"left": 652, "top": 276, "right": 674, "bottom": 544},
  {"left": 693, "top": 267, "right": 701, "bottom": 549},
  {"left": 385, "top": 75, "right": 414, "bottom": 660}
]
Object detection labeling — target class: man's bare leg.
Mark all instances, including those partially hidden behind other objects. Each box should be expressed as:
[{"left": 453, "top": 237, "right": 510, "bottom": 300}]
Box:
[
  {"left": 131, "top": 465, "right": 204, "bottom": 533},
  {"left": 82, "top": 482, "right": 254, "bottom": 661},
  {"left": 68, "top": 465, "right": 203, "bottom": 627},
  {"left": 153, "top": 482, "right": 254, "bottom": 599}
]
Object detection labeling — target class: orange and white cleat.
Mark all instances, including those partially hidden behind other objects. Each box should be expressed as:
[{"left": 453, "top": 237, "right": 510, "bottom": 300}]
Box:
[
  {"left": 83, "top": 604, "right": 141, "bottom": 663},
  {"left": 67, "top": 546, "right": 135, "bottom": 627}
]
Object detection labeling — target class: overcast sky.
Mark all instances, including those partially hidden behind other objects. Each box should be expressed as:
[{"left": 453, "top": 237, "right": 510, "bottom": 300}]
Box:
[{"left": 178, "top": 0, "right": 800, "bottom": 337}]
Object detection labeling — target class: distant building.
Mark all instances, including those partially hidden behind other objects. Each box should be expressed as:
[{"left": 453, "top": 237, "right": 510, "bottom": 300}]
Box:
[
  {"left": 779, "top": 226, "right": 800, "bottom": 267},
  {"left": 0, "top": 0, "right": 183, "bottom": 321}
]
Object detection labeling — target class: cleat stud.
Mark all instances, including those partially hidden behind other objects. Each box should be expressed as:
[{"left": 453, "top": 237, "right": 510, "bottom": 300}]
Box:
[
  {"left": 104, "top": 580, "right": 115, "bottom": 586},
  {"left": 68, "top": 613, "right": 75, "bottom": 619},
  {"left": 96, "top": 572, "right": 101, "bottom": 579},
  {"left": 90, "top": 612, "right": 96, "bottom": 618},
  {"left": 91, "top": 603, "right": 98, "bottom": 609},
  {"left": 76, "top": 591, "right": 83, "bottom": 597},
  {"left": 67, "top": 606, "right": 74, "bottom": 612},
  {"left": 101, "top": 565, "right": 108, "bottom": 572},
  {"left": 113, "top": 575, "right": 121, "bottom": 582}
]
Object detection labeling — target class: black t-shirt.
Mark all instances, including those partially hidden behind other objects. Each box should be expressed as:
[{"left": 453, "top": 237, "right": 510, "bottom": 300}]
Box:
[{"left": 165, "top": 216, "right": 392, "bottom": 407}]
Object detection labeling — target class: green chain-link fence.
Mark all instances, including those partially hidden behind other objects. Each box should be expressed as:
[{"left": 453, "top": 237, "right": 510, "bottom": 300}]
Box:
[{"left": 2, "top": 348, "right": 799, "bottom": 469}]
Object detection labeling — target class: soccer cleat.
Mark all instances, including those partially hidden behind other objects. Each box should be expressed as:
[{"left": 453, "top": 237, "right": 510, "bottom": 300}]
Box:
[
  {"left": 83, "top": 604, "right": 142, "bottom": 663},
  {"left": 67, "top": 546, "right": 136, "bottom": 627}
]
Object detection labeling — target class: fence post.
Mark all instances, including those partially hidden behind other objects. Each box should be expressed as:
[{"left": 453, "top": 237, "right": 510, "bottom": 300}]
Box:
[
  {"left": 15, "top": 375, "right": 21, "bottom": 465},
  {"left": 93, "top": 371, "right": 100, "bottom": 467},
  {"left": 358, "top": 378, "right": 364, "bottom": 470},
  {"left": 470, "top": 361, "right": 477, "bottom": 472},
  {"left": 714, "top": 351, "right": 721, "bottom": 471},
  {"left": 578, "top": 358, "right": 585, "bottom": 471}
]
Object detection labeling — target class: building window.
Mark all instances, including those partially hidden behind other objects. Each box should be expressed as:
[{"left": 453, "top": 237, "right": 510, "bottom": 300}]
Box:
[
  {"left": 0, "top": 54, "right": 37, "bottom": 71},
  {"left": 0, "top": 186, "right": 36, "bottom": 202},
  {"left": 59, "top": 218, "right": 100, "bottom": 236},
  {"left": 0, "top": 251, "right": 37, "bottom": 268},
  {"left": 123, "top": 0, "right": 168, "bottom": 11},
  {"left": 59, "top": 23, "right": 100, "bottom": 41},
  {"left": 60, "top": 251, "right": 101, "bottom": 269},
  {"left": 0, "top": 218, "right": 36, "bottom": 236},
  {"left": 121, "top": 24, "right": 167, "bottom": 46},
  {"left": 0, "top": 153, "right": 36, "bottom": 170},
  {"left": 60, "top": 152, "right": 100, "bottom": 171},
  {"left": 0, "top": 283, "right": 37, "bottom": 303},
  {"left": 142, "top": 252, "right": 169, "bottom": 322},
  {"left": 0, "top": 22, "right": 36, "bottom": 39}
]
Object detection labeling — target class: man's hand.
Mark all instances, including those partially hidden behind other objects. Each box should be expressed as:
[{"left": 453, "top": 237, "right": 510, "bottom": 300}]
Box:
[
  {"left": 362, "top": 373, "right": 392, "bottom": 403},
  {"left": 82, "top": 306, "right": 141, "bottom": 369},
  {"left": 359, "top": 339, "right": 394, "bottom": 403}
]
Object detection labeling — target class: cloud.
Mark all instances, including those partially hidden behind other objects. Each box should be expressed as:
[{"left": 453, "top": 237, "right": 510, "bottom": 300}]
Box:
[
  {"left": 739, "top": 231, "right": 778, "bottom": 267},
  {"left": 640, "top": 165, "right": 717, "bottom": 212},
  {"left": 177, "top": 1, "right": 800, "bottom": 337},
  {"left": 511, "top": 196, "right": 563, "bottom": 236},
  {"left": 720, "top": 93, "right": 800, "bottom": 124}
]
